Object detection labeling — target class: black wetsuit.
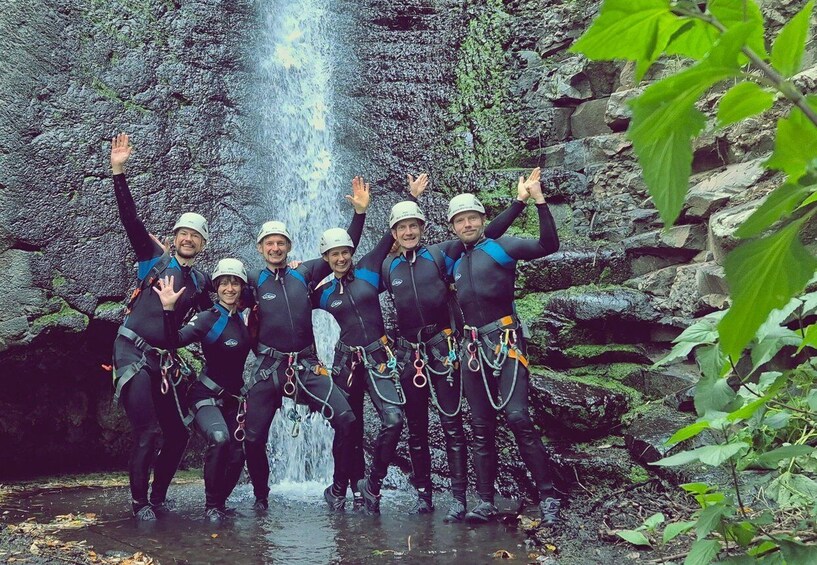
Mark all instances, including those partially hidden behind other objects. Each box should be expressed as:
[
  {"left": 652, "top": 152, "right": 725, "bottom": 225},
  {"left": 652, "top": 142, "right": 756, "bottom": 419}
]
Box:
[
  {"left": 163, "top": 303, "right": 250, "bottom": 510},
  {"left": 453, "top": 201, "right": 559, "bottom": 504},
  {"left": 111, "top": 173, "right": 212, "bottom": 513},
  {"left": 243, "top": 213, "right": 364, "bottom": 504},
  {"left": 384, "top": 202, "right": 525, "bottom": 506},
  {"left": 312, "top": 228, "right": 401, "bottom": 495}
]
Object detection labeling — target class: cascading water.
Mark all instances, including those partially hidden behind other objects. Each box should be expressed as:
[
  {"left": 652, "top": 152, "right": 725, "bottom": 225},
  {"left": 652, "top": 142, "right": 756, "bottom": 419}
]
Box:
[{"left": 253, "top": 0, "right": 352, "bottom": 489}]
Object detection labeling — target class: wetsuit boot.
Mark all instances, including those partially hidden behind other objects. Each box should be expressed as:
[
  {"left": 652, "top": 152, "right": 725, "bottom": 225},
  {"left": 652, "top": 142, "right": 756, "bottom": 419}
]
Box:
[
  {"left": 416, "top": 487, "right": 434, "bottom": 514},
  {"left": 357, "top": 478, "right": 381, "bottom": 514}
]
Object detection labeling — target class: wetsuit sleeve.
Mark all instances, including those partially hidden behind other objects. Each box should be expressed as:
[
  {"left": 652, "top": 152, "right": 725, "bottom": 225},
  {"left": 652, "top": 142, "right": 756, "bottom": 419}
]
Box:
[
  {"left": 498, "top": 203, "right": 560, "bottom": 260},
  {"left": 300, "top": 258, "right": 331, "bottom": 283},
  {"left": 359, "top": 228, "right": 396, "bottom": 276},
  {"left": 163, "top": 310, "right": 211, "bottom": 348},
  {"left": 484, "top": 200, "right": 526, "bottom": 239},
  {"left": 437, "top": 239, "right": 465, "bottom": 263},
  {"left": 347, "top": 212, "right": 365, "bottom": 251},
  {"left": 113, "top": 173, "right": 162, "bottom": 261}
]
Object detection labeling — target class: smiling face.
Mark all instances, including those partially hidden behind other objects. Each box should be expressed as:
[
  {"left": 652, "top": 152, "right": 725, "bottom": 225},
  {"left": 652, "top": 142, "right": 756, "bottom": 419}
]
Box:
[
  {"left": 257, "top": 234, "right": 291, "bottom": 269},
  {"left": 173, "top": 228, "right": 205, "bottom": 259},
  {"left": 216, "top": 275, "right": 243, "bottom": 309},
  {"left": 322, "top": 247, "right": 353, "bottom": 277},
  {"left": 451, "top": 211, "right": 485, "bottom": 244},
  {"left": 391, "top": 218, "right": 424, "bottom": 253}
]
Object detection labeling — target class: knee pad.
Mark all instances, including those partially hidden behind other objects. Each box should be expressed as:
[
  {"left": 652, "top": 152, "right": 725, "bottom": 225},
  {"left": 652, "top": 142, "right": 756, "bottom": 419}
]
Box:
[
  {"left": 381, "top": 409, "right": 404, "bottom": 433},
  {"left": 208, "top": 428, "right": 230, "bottom": 448},
  {"left": 506, "top": 410, "right": 534, "bottom": 433}
]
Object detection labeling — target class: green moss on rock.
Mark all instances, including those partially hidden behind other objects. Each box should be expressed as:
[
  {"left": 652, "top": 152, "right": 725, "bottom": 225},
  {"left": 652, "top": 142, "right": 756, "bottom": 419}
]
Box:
[{"left": 31, "top": 298, "right": 89, "bottom": 333}]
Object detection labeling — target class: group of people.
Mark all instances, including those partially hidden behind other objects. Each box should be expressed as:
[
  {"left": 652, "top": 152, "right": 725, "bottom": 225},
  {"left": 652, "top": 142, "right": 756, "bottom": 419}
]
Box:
[{"left": 109, "top": 132, "right": 562, "bottom": 527}]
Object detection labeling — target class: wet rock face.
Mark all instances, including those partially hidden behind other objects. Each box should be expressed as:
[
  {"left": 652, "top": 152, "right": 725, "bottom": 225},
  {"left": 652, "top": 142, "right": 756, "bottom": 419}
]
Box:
[{"left": 0, "top": 0, "right": 255, "bottom": 474}]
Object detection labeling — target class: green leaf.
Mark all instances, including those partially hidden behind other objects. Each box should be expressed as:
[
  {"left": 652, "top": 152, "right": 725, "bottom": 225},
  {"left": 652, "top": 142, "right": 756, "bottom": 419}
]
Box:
[
  {"left": 729, "top": 521, "right": 757, "bottom": 548},
  {"left": 735, "top": 183, "right": 813, "bottom": 239},
  {"left": 629, "top": 23, "right": 751, "bottom": 225},
  {"left": 756, "top": 297, "right": 803, "bottom": 342},
  {"left": 698, "top": 443, "right": 746, "bottom": 466},
  {"left": 755, "top": 445, "right": 816, "bottom": 467},
  {"left": 717, "top": 82, "right": 774, "bottom": 127},
  {"left": 684, "top": 539, "right": 721, "bottom": 565},
  {"left": 652, "top": 448, "right": 702, "bottom": 467},
  {"left": 617, "top": 529, "right": 651, "bottom": 546},
  {"left": 666, "top": 420, "right": 710, "bottom": 446},
  {"left": 779, "top": 539, "right": 817, "bottom": 564},
  {"left": 719, "top": 216, "right": 817, "bottom": 358},
  {"left": 796, "top": 322, "right": 817, "bottom": 353},
  {"left": 709, "top": 0, "right": 767, "bottom": 59},
  {"left": 681, "top": 482, "right": 711, "bottom": 494},
  {"left": 663, "top": 520, "right": 695, "bottom": 544},
  {"left": 643, "top": 512, "right": 665, "bottom": 529},
  {"left": 727, "top": 396, "right": 769, "bottom": 423},
  {"left": 751, "top": 326, "right": 801, "bottom": 370},
  {"left": 570, "top": 0, "right": 685, "bottom": 79},
  {"left": 771, "top": 1, "right": 814, "bottom": 78},
  {"left": 748, "top": 540, "right": 779, "bottom": 557},
  {"left": 696, "top": 343, "right": 730, "bottom": 380},
  {"left": 766, "top": 101, "right": 817, "bottom": 182},
  {"left": 696, "top": 504, "right": 729, "bottom": 539}
]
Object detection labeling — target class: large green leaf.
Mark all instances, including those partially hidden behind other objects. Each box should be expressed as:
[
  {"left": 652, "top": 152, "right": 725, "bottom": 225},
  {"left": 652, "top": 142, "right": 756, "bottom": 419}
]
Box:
[
  {"left": 569, "top": 0, "right": 685, "bottom": 78},
  {"left": 709, "top": 0, "right": 767, "bottom": 59},
  {"left": 719, "top": 216, "right": 817, "bottom": 358},
  {"left": 696, "top": 504, "right": 730, "bottom": 539},
  {"left": 751, "top": 326, "right": 801, "bottom": 370},
  {"left": 684, "top": 539, "right": 721, "bottom": 565},
  {"left": 735, "top": 182, "right": 814, "bottom": 239},
  {"left": 653, "top": 443, "right": 745, "bottom": 467},
  {"left": 765, "top": 100, "right": 817, "bottom": 182},
  {"left": 666, "top": 420, "right": 711, "bottom": 446},
  {"left": 663, "top": 520, "right": 695, "bottom": 544},
  {"left": 796, "top": 322, "right": 817, "bottom": 353},
  {"left": 717, "top": 81, "right": 774, "bottom": 127},
  {"left": 779, "top": 540, "right": 817, "bottom": 565},
  {"left": 629, "top": 24, "right": 751, "bottom": 225},
  {"left": 617, "top": 529, "right": 651, "bottom": 546},
  {"left": 771, "top": 0, "right": 814, "bottom": 78},
  {"left": 726, "top": 396, "right": 769, "bottom": 423},
  {"left": 755, "top": 445, "right": 816, "bottom": 467},
  {"left": 694, "top": 372, "right": 735, "bottom": 416}
]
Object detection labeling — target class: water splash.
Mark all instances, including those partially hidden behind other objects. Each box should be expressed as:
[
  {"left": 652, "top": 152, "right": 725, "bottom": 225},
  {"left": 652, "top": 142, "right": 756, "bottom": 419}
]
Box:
[{"left": 254, "top": 0, "right": 347, "bottom": 486}]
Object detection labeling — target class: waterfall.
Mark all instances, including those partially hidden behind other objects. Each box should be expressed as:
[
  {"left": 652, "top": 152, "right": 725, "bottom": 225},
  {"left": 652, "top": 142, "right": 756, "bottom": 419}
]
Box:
[{"left": 254, "top": 0, "right": 349, "bottom": 487}]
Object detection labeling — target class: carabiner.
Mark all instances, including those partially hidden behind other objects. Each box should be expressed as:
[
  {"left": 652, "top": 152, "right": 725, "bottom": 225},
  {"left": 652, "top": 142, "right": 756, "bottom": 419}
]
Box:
[
  {"left": 160, "top": 375, "right": 170, "bottom": 395},
  {"left": 283, "top": 378, "right": 297, "bottom": 396},
  {"left": 412, "top": 356, "right": 427, "bottom": 388}
]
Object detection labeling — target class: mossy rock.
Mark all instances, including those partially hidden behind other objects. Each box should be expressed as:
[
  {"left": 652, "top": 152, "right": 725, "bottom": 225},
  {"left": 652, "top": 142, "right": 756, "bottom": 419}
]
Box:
[{"left": 31, "top": 298, "right": 89, "bottom": 334}]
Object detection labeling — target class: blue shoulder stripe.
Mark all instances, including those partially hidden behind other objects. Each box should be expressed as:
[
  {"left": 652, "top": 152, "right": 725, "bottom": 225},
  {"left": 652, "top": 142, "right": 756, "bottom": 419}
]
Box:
[
  {"left": 453, "top": 257, "right": 463, "bottom": 279},
  {"left": 203, "top": 305, "right": 229, "bottom": 345},
  {"left": 288, "top": 268, "right": 308, "bottom": 288},
  {"left": 418, "top": 248, "right": 433, "bottom": 262},
  {"left": 137, "top": 256, "right": 162, "bottom": 281},
  {"left": 319, "top": 278, "right": 338, "bottom": 310},
  {"left": 478, "top": 239, "right": 515, "bottom": 269},
  {"left": 258, "top": 269, "right": 272, "bottom": 287},
  {"left": 388, "top": 256, "right": 402, "bottom": 274},
  {"left": 356, "top": 268, "right": 379, "bottom": 289}
]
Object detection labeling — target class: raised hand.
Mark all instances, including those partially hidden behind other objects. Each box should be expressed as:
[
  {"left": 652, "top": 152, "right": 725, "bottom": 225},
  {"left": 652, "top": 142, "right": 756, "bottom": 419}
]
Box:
[
  {"left": 150, "top": 232, "right": 171, "bottom": 254},
  {"left": 110, "top": 133, "right": 132, "bottom": 175},
  {"left": 346, "top": 176, "right": 371, "bottom": 213},
  {"left": 518, "top": 167, "right": 542, "bottom": 203},
  {"left": 152, "top": 275, "right": 185, "bottom": 310},
  {"left": 407, "top": 173, "right": 429, "bottom": 198}
]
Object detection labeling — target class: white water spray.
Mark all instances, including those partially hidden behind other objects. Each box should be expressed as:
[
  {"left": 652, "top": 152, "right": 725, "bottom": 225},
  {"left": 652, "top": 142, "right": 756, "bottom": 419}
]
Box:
[{"left": 254, "top": 0, "right": 349, "bottom": 487}]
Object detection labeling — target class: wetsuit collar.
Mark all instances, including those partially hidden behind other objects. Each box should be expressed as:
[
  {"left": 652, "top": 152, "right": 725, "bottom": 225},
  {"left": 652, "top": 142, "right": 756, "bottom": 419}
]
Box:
[
  {"left": 174, "top": 252, "right": 196, "bottom": 267},
  {"left": 215, "top": 302, "right": 237, "bottom": 316}
]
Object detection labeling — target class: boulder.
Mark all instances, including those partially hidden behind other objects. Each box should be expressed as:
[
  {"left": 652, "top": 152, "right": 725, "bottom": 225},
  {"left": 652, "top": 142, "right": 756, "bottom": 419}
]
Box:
[
  {"left": 708, "top": 199, "right": 764, "bottom": 262},
  {"left": 518, "top": 247, "right": 630, "bottom": 292},
  {"left": 541, "top": 133, "right": 632, "bottom": 172},
  {"left": 684, "top": 158, "right": 769, "bottom": 219},
  {"left": 570, "top": 98, "right": 612, "bottom": 138},
  {"left": 530, "top": 369, "right": 631, "bottom": 440},
  {"left": 623, "top": 224, "right": 708, "bottom": 255},
  {"left": 605, "top": 87, "right": 644, "bottom": 131}
]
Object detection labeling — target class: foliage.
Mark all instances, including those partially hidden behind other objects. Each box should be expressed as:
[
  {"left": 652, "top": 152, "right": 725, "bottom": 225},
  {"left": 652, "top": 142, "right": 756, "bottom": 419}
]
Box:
[{"left": 572, "top": 0, "right": 817, "bottom": 562}]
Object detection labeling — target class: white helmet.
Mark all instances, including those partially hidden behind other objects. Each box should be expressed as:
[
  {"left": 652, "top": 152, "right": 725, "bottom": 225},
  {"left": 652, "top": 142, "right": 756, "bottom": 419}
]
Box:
[
  {"left": 447, "top": 194, "right": 485, "bottom": 222},
  {"left": 256, "top": 220, "right": 292, "bottom": 243},
  {"left": 173, "top": 212, "right": 209, "bottom": 241},
  {"left": 389, "top": 201, "right": 426, "bottom": 228},
  {"left": 319, "top": 228, "right": 354, "bottom": 255},
  {"left": 212, "top": 258, "right": 247, "bottom": 283}
]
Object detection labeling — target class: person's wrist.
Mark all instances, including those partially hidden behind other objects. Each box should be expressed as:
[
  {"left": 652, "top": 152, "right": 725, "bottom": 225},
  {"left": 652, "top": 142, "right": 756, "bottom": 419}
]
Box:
[
  {"left": 112, "top": 164, "right": 124, "bottom": 175},
  {"left": 534, "top": 197, "right": 546, "bottom": 205}
]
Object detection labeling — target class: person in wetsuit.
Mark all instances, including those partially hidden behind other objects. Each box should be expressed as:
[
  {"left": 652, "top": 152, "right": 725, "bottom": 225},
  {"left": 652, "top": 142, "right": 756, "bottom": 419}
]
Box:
[
  {"left": 382, "top": 172, "right": 535, "bottom": 522},
  {"left": 312, "top": 176, "right": 403, "bottom": 514},
  {"left": 447, "top": 168, "right": 562, "bottom": 525},
  {"left": 154, "top": 259, "right": 251, "bottom": 522},
  {"left": 110, "top": 133, "right": 213, "bottom": 521},
  {"left": 242, "top": 180, "right": 369, "bottom": 512}
]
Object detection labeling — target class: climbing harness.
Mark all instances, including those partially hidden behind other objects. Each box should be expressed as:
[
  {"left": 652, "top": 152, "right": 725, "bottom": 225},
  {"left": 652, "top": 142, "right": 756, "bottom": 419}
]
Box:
[
  {"left": 244, "top": 343, "right": 336, "bottom": 425},
  {"left": 334, "top": 336, "right": 406, "bottom": 406},
  {"left": 397, "top": 328, "right": 463, "bottom": 417},
  {"left": 186, "top": 370, "right": 247, "bottom": 440},
  {"left": 461, "top": 316, "right": 529, "bottom": 411}
]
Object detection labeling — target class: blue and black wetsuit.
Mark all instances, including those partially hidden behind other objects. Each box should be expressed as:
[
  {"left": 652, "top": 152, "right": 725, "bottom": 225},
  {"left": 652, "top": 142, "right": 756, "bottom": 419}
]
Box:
[
  {"left": 453, "top": 201, "right": 559, "bottom": 505},
  {"left": 111, "top": 173, "right": 212, "bottom": 514},
  {"left": 384, "top": 201, "right": 526, "bottom": 509},
  {"left": 163, "top": 303, "right": 251, "bottom": 511},
  {"left": 242, "top": 213, "right": 363, "bottom": 505},
  {"left": 312, "top": 228, "right": 401, "bottom": 497}
]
